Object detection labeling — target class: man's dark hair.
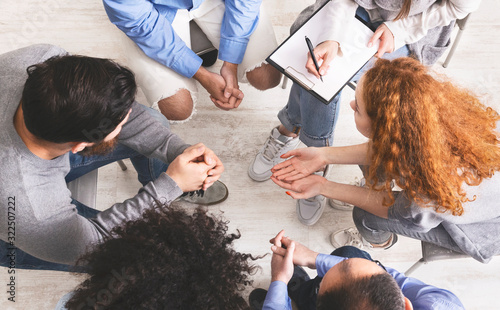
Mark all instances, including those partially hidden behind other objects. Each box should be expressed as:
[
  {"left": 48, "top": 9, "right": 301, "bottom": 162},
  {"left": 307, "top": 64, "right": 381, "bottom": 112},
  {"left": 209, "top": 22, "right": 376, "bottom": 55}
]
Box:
[
  {"left": 316, "top": 261, "right": 405, "bottom": 310},
  {"left": 22, "top": 55, "right": 136, "bottom": 143},
  {"left": 65, "top": 205, "right": 259, "bottom": 310}
]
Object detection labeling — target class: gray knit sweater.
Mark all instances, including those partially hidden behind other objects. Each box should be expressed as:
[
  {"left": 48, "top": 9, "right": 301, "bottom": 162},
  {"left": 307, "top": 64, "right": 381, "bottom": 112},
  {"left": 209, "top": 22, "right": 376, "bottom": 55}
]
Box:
[{"left": 0, "top": 44, "right": 189, "bottom": 264}]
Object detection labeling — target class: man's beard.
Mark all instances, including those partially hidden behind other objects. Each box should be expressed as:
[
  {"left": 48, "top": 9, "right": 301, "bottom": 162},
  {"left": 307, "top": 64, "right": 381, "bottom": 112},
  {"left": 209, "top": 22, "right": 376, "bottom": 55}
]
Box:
[{"left": 78, "top": 137, "right": 118, "bottom": 157}]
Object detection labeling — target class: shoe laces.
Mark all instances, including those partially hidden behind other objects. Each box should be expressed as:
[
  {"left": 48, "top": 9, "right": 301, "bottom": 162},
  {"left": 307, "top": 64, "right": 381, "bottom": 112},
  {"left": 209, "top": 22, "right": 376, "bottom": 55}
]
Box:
[
  {"left": 262, "top": 135, "right": 286, "bottom": 161},
  {"left": 343, "top": 228, "right": 366, "bottom": 249},
  {"left": 181, "top": 189, "right": 205, "bottom": 198}
]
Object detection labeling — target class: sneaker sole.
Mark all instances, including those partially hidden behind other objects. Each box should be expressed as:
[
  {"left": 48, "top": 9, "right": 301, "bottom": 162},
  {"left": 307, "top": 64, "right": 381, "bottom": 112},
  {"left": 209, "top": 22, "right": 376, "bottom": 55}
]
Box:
[
  {"left": 177, "top": 181, "right": 229, "bottom": 206},
  {"left": 203, "top": 181, "right": 229, "bottom": 206}
]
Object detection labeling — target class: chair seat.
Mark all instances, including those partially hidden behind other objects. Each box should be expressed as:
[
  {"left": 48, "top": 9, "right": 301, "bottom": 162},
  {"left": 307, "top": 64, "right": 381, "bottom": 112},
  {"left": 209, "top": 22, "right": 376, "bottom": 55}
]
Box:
[
  {"left": 421, "top": 241, "right": 468, "bottom": 262},
  {"left": 67, "top": 169, "right": 98, "bottom": 209}
]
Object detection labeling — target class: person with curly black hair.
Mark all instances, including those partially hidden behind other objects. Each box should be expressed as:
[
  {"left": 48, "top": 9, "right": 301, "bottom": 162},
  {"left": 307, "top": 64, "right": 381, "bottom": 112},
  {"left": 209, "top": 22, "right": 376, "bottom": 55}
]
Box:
[{"left": 55, "top": 205, "right": 259, "bottom": 310}]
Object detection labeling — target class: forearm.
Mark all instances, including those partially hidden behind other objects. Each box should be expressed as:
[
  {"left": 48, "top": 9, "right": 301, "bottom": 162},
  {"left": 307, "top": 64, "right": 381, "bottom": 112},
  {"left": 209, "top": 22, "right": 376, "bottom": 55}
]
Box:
[
  {"left": 119, "top": 102, "right": 190, "bottom": 163},
  {"left": 317, "top": 0, "right": 358, "bottom": 44},
  {"left": 321, "top": 180, "right": 390, "bottom": 218},
  {"left": 103, "top": 0, "right": 202, "bottom": 77},
  {"left": 193, "top": 66, "right": 213, "bottom": 88},
  {"left": 96, "top": 173, "right": 183, "bottom": 231},
  {"left": 219, "top": 0, "right": 262, "bottom": 64},
  {"left": 323, "top": 142, "right": 370, "bottom": 165}
]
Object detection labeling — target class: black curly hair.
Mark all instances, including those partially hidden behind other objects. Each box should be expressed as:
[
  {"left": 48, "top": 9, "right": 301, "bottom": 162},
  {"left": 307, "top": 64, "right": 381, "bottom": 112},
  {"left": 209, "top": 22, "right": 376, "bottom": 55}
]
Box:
[{"left": 65, "top": 205, "right": 259, "bottom": 309}]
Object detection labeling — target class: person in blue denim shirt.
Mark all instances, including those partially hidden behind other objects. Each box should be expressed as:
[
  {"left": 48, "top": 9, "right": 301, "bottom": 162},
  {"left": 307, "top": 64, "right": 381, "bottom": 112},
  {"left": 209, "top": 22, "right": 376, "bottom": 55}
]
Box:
[
  {"left": 103, "top": 0, "right": 282, "bottom": 121},
  {"left": 249, "top": 230, "right": 464, "bottom": 310}
]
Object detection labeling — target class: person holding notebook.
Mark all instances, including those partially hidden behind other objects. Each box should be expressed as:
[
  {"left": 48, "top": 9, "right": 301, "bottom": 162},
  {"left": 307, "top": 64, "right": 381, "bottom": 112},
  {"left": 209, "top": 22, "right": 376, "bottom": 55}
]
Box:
[
  {"left": 271, "top": 57, "right": 500, "bottom": 262},
  {"left": 248, "top": 0, "right": 481, "bottom": 226}
]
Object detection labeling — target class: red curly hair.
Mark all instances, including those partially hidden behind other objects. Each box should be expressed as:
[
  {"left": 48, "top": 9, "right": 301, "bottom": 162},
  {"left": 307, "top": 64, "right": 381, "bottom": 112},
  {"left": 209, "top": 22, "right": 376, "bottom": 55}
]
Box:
[{"left": 362, "top": 57, "right": 500, "bottom": 215}]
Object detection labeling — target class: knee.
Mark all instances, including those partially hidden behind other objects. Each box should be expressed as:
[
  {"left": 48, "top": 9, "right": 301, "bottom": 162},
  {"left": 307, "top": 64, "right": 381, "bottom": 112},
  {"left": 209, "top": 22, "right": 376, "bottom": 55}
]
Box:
[
  {"left": 247, "top": 64, "right": 282, "bottom": 90},
  {"left": 157, "top": 89, "right": 194, "bottom": 121},
  {"left": 352, "top": 206, "right": 364, "bottom": 226}
]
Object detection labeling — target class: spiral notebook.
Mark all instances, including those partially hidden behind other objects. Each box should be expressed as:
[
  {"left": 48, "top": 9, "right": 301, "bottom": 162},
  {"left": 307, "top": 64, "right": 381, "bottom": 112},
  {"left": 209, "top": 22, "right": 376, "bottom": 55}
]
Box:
[{"left": 267, "top": 1, "right": 379, "bottom": 104}]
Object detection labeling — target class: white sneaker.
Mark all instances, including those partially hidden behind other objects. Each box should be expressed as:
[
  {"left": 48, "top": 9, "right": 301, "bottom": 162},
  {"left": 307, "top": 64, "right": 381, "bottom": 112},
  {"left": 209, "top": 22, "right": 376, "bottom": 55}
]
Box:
[
  {"left": 330, "top": 227, "right": 398, "bottom": 250},
  {"left": 248, "top": 126, "right": 300, "bottom": 182},
  {"left": 296, "top": 166, "right": 330, "bottom": 226},
  {"left": 328, "top": 177, "right": 364, "bottom": 211},
  {"left": 330, "top": 227, "right": 371, "bottom": 249}
]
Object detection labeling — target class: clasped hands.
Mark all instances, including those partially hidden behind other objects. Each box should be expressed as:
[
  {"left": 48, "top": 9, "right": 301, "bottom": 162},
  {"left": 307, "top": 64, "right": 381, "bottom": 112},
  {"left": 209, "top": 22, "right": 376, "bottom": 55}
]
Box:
[
  {"left": 195, "top": 61, "right": 244, "bottom": 111},
  {"left": 269, "top": 230, "right": 318, "bottom": 284},
  {"left": 166, "top": 142, "right": 224, "bottom": 192}
]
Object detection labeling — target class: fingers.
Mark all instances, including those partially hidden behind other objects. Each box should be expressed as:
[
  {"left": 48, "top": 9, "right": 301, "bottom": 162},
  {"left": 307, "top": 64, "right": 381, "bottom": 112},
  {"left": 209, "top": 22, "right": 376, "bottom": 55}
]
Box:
[
  {"left": 234, "top": 94, "right": 244, "bottom": 109},
  {"left": 285, "top": 191, "right": 301, "bottom": 199},
  {"left": 182, "top": 144, "right": 206, "bottom": 162},
  {"left": 305, "top": 53, "right": 321, "bottom": 78},
  {"left": 272, "top": 165, "right": 298, "bottom": 178},
  {"left": 211, "top": 96, "right": 233, "bottom": 111},
  {"left": 369, "top": 25, "right": 394, "bottom": 58},
  {"left": 318, "top": 63, "right": 330, "bottom": 77},
  {"left": 271, "top": 245, "right": 287, "bottom": 257},
  {"left": 376, "top": 38, "right": 392, "bottom": 58},
  {"left": 318, "top": 46, "right": 337, "bottom": 75},
  {"left": 284, "top": 241, "right": 295, "bottom": 264},
  {"left": 368, "top": 28, "right": 383, "bottom": 49},
  {"left": 272, "top": 152, "right": 297, "bottom": 171},
  {"left": 273, "top": 230, "right": 285, "bottom": 247},
  {"left": 271, "top": 176, "right": 293, "bottom": 190},
  {"left": 211, "top": 92, "right": 243, "bottom": 110}
]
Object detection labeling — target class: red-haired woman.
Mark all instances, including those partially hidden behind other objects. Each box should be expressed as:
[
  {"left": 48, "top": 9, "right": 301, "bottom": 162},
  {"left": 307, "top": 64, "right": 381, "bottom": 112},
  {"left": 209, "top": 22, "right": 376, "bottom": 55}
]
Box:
[{"left": 272, "top": 57, "right": 500, "bottom": 263}]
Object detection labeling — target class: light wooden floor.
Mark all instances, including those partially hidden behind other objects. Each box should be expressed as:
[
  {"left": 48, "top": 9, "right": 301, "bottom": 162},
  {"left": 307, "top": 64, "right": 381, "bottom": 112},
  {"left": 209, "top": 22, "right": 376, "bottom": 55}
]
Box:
[{"left": 1, "top": 1, "right": 500, "bottom": 309}]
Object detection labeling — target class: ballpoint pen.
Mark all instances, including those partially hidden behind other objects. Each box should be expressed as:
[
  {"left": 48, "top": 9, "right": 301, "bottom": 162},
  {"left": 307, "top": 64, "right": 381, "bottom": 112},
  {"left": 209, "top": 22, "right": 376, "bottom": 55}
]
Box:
[{"left": 305, "top": 36, "right": 323, "bottom": 82}]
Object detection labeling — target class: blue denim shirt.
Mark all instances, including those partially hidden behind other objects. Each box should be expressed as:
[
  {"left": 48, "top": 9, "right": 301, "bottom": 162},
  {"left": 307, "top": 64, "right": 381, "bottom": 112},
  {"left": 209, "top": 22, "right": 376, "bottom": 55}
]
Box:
[
  {"left": 263, "top": 254, "right": 464, "bottom": 310},
  {"left": 103, "top": 0, "right": 262, "bottom": 78}
]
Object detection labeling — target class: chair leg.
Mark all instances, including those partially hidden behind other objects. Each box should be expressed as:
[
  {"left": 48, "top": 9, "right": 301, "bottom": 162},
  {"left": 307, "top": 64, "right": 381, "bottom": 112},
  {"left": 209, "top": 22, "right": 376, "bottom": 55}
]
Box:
[
  {"left": 442, "top": 29, "right": 464, "bottom": 68},
  {"left": 117, "top": 160, "right": 128, "bottom": 171},
  {"left": 405, "top": 258, "right": 425, "bottom": 276}
]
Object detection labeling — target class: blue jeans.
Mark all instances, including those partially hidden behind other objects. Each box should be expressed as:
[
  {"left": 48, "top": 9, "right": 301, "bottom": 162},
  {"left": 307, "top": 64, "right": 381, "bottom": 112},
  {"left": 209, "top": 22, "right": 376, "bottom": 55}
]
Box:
[
  {"left": 278, "top": 7, "right": 410, "bottom": 147},
  {"left": 0, "top": 105, "right": 170, "bottom": 272},
  {"left": 291, "top": 246, "right": 373, "bottom": 310},
  {"left": 0, "top": 200, "right": 100, "bottom": 272}
]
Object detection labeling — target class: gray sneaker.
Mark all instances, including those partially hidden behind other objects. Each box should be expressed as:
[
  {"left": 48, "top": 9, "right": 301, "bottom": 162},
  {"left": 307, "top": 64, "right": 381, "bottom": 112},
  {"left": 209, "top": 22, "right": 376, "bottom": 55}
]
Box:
[
  {"left": 296, "top": 165, "right": 330, "bottom": 226},
  {"left": 177, "top": 180, "right": 228, "bottom": 206},
  {"left": 248, "top": 126, "right": 300, "bottom": 182}
]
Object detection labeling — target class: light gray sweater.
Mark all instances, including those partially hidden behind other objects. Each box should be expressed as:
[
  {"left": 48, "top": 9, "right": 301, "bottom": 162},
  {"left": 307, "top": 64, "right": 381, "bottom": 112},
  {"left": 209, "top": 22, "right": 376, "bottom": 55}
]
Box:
[
  {"left": 0, "top": 44, "right": 190, "bottom": 264},
  {"left": 389, "top": 173, "right": 500, "bottom": 263}
]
